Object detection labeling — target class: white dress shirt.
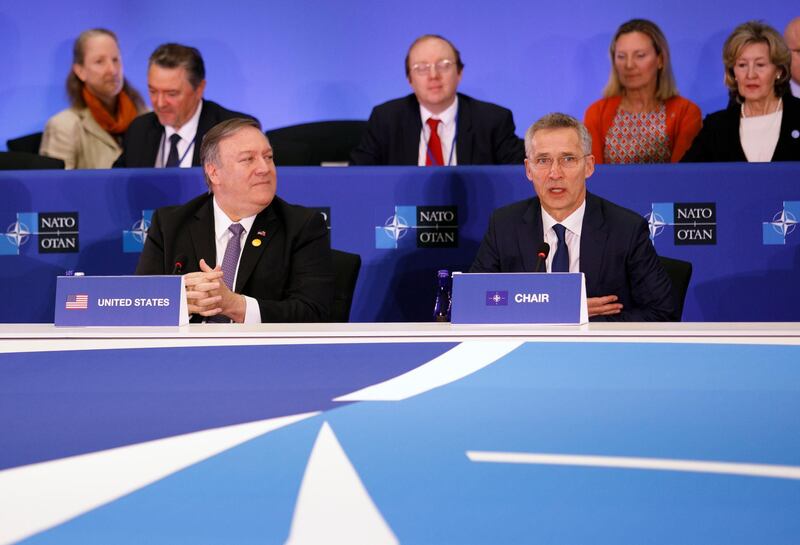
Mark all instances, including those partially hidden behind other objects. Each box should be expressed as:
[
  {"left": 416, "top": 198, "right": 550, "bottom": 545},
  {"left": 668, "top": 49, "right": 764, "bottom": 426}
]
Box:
[
  {"left": 155, "top": 100, "right": 203, "bottom": 168},
  {"left": 212, "top": 197, "right": 260, "bottom": 323},
  {"left": 418, "top": 97, "right": 458, "bottom": 166},
  {"left": 541, "top": 200, "right": 586, "bottom": 273}
]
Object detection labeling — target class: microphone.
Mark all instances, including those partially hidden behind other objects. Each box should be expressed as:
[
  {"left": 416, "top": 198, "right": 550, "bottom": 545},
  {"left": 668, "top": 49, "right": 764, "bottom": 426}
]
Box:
[
  {"left": 534, "top": 243, "right": 549, "bottom": 273},
  {"left": 172, "top": 255, "right": 188, "bottom": 275}
]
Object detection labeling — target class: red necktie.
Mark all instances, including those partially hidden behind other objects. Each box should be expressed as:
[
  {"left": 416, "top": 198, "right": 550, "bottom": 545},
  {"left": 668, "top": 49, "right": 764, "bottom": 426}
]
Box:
[{"left": 425, "top": 118, "right": 444, "bottom": 166}]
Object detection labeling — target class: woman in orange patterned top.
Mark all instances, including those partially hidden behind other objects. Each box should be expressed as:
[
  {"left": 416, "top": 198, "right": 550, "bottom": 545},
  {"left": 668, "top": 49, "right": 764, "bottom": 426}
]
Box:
[{"left": 584, "top": 19, "right": 702, "bottom": 164}]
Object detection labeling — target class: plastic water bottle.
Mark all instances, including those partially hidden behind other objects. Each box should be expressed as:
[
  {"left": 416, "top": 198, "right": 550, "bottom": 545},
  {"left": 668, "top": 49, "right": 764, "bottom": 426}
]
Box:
[{"left": 433, "top": 269, "right": 451, "bottom": 322}]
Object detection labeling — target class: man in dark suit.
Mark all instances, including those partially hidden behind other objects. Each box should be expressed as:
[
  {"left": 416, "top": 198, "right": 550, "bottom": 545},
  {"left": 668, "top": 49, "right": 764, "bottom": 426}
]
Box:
[
  {"left": 136, "top": 118, "right": 333, "bottom": 323},
  {"left": 114, "top": 43, "right": 255, "bottom": 168},
  {"left": 470, "top": 113, "right": 674, "bottom": 321},
  {"left": 350, "top": 34, "right": 524, "bottom": 166}
]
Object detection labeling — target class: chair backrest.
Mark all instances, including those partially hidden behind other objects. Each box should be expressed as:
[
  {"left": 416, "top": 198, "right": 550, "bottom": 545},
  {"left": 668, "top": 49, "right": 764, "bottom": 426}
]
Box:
[
  {"left": 6, "top": 132, "right": 43, "bottom": 154},
  {"left": 331, "top": 249, "right": 361, "bottom": 322},
  {"left": 0, "top": 151, "right": 64, "bottom": 170},
  {"left": 265, "top": 120, "right": 366, "bottom": 166},
  {"left": 659, "top": 256, "right": 692, "bottom": 321}
]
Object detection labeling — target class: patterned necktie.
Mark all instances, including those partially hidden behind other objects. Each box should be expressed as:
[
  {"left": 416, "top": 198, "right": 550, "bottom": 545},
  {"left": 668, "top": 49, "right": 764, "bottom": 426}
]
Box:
[
  {"left": 552, "top": 224, "right": 570, "bottom": 272},
  {"left": 207, "top": 223, "right": 245, "bottom": 323},
  {"left": 165, "top": 133, "right": 182, "bottom": 167},
  {"left": 425, "top": 118, "right": 444, "bottom": 166}
]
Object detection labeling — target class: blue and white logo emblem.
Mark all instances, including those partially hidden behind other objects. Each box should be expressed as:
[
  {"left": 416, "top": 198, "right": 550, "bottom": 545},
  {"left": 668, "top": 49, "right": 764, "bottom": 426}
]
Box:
[
  {"left": 1, "top": 212, "right": 79, "bottom": 255},
  {"left": 375, "top": 205, "right": 458, "bottom": 249},
  {"left": 646, "top": 204, "right": 671, "bottom": 240},
  {"left": 763, "top": 201, "right": 800, "bottom": 245},
  {"left": 485, "top": 290, "right": 509, "bottom": 306},
  {"left": 2, "top": 217, "right": 33, "bottom": 254},
  {"left": 123, "top": 210, "right": 153, "bottom": 253},
  {"left": 645, "top": 202, "right": 716, "bottom": 245},
  {"left": 376, "top": 206, "right": 413, "bottom": 249}
]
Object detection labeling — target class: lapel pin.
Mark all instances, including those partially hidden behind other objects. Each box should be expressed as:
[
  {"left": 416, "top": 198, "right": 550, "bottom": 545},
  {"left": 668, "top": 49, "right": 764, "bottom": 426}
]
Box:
[
  {"left": 257, "top": 230, "right": 266, "bottom": 237},
  {"left": 251, "top": 239, "right": 262, "bottom": 247}
]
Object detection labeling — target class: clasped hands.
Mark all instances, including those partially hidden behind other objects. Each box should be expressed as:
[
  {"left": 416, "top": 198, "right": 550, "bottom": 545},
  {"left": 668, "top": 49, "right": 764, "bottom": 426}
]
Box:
[{"left": 183, "top": 258, "right": 246, "bottom": 322}]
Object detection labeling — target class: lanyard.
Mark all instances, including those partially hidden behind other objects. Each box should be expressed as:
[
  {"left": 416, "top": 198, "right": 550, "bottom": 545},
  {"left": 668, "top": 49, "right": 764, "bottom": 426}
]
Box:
[{"left": 160, "top": 133, "right": 196, "bottom": 168}]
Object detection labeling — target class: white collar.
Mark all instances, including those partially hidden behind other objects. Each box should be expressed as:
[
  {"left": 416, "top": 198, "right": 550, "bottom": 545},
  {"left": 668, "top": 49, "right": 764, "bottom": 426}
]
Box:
[
  {"left": 165, "top": 99, "right": 203, "bottom": 142},
  {"left": 541, "top": 198, "right": 586, "bottom": 238},
  {"left": 212, "top": 196, "right": 257, "bottom": 242},
  {"left": 419, "top": 95, "right": 458, "bottom": 126}
]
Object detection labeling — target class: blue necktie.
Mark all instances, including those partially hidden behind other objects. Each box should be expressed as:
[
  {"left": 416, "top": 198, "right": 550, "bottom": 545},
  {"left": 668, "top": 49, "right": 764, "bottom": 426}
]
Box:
[
  {"left": 552, "top": 224, "right": 569, "bottom": 272},
  {"left": 207, "top": 223, "right": 245, "bottom": 323},
  {"left": 165, "top": 134, "right": 181, "bottom": 167}
]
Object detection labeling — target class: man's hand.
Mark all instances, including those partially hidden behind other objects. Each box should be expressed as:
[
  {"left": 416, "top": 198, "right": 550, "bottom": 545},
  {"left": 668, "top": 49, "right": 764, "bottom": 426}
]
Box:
[
  {"left": 587, "top": 295, "right": 623, "bottom": 318},
  {"left": 183, "top": 259, "right": 246, "bottom": 322}
]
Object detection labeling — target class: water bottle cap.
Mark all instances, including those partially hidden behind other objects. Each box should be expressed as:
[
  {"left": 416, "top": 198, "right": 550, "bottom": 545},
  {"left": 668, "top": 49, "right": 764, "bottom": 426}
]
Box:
[{"left": 437, "top": 269, "right": 449, "bottom": 278}]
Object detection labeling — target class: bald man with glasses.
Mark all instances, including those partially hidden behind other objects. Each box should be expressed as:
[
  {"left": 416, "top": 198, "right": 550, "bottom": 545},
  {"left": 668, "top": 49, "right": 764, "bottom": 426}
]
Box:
[
  {"left": 350, "top": 34, "right": 524, "bottom": 166},
  {"left": 470, "top": 113, "right": 675, "bottom": 322}
]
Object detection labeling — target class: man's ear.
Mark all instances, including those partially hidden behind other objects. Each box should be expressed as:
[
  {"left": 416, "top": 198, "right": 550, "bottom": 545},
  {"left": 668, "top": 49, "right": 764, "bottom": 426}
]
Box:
[
  {"left": 584, "top": 154, "right": 596, "bottom": 179},
  {"left": 205, "top": 162, "right": 218, "bottom": 187}
]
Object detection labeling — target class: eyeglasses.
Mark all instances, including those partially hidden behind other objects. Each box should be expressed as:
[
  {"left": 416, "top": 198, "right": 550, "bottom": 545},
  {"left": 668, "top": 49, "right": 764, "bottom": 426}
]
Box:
[
  {"left": 530, "top": 154, "right": 588, "bottom": 171},
  {"left": 410, "top": 59, "right": 456, "bottom": 76}
]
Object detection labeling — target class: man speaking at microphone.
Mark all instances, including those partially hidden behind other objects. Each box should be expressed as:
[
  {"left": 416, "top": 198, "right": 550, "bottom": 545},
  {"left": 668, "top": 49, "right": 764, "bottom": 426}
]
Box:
[
  {"left": 136, "top": 118, "right": 333, "bottom": 322},
  {"left": 470, "top": 113, "right": 674, "bottom": 321}
]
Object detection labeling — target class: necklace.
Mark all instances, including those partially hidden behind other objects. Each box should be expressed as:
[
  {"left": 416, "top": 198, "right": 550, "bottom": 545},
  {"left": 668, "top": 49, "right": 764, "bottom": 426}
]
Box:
[{"left": 741, "top": 97, "right": 782, "bottom": 118}]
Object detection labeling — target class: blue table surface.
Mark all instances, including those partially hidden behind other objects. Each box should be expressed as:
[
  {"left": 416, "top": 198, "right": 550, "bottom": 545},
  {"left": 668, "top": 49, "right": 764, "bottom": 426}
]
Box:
[{"left": 2, "top": 340, "right": 799, "bottom": 544}]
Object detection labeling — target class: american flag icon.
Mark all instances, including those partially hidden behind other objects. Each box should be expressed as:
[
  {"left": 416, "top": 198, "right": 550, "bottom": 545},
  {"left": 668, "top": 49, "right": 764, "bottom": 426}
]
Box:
[{"left": 65, "top": 294, "right": 89, "bottom": 310}]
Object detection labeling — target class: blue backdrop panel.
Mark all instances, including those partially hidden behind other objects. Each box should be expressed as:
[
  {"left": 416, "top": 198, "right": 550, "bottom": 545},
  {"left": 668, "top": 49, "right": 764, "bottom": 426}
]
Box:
[
  {"left": 0, "top": 0, "right": 795, "bottom": 148},
  {"left": 1, "top": 163, "right": 798, "bottom": 323}
]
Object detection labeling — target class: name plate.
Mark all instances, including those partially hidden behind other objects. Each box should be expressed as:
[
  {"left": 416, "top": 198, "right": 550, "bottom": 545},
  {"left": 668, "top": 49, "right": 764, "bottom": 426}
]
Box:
[
  {"left": 451, "top": 272, "right": 588, "bottom": 324},
  {"left": 55, "top": 275, "right": 188, "bottom": 327}
]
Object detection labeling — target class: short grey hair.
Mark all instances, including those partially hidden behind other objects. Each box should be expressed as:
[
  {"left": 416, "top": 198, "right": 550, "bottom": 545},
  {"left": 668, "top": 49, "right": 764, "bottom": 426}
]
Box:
[
  {"left": 200, "top": 117, "right": 263, "bottom": 188},
  {"left": 524, "top": 113, "right": 592, "bottom": 158}
]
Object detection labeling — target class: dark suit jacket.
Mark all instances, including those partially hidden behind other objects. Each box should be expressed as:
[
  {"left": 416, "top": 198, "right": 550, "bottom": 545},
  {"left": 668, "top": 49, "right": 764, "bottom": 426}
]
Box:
[
  {"left": 349, "top": 93, "right": 525, "bottom": 165},
  {"left": 113, "top": 99, "right": 256, "bottom": 168},
  {"left": 470, "top": 193, "right": 675, "bottom": 322},
  {"left": 135, "top": 193, "right": 333, "bottom": 322},
  {"left": 682, "top": 94, "right": 800, "bottom": 162}
]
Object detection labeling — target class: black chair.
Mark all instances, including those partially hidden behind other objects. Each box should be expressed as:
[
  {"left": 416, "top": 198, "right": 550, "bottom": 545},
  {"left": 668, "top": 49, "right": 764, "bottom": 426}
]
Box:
[
  {"left": 7, "top": 132, "right": 43, "bottom": 154},
  {"left": 659, "top": 256, "right": 692, "bottom": 321},
  {"left": 265, "top": 120, "right": 366, "bottom": 166},
  {"left": 0, "top": 151, "right": 64, "bottom": 170},
  {"left": 331, "top": 249, "right": 361, "bottom": 322}
]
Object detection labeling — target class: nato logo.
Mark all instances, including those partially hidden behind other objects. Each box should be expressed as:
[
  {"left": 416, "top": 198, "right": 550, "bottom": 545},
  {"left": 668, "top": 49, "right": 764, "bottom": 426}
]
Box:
[
  {"left": 762, "top": 201, "right": 800, "bottom": 245},
  {"left": 375, "top": 205, "right": 458, "bottom": 249},
  {"left": 646, "top": 202, "right": 716, "bottom": 245},
  {"left": 39, "top": 212, "right": 80, "bottom": 253},
  {"left": 122, "top": 210, "right": 153, "bottom": 253},
  {"left": 485, "top": 290, "right": 508, "bottom": 306},
  {"left": 1, "top": 211, "right": 79, "bottom": 255}
]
